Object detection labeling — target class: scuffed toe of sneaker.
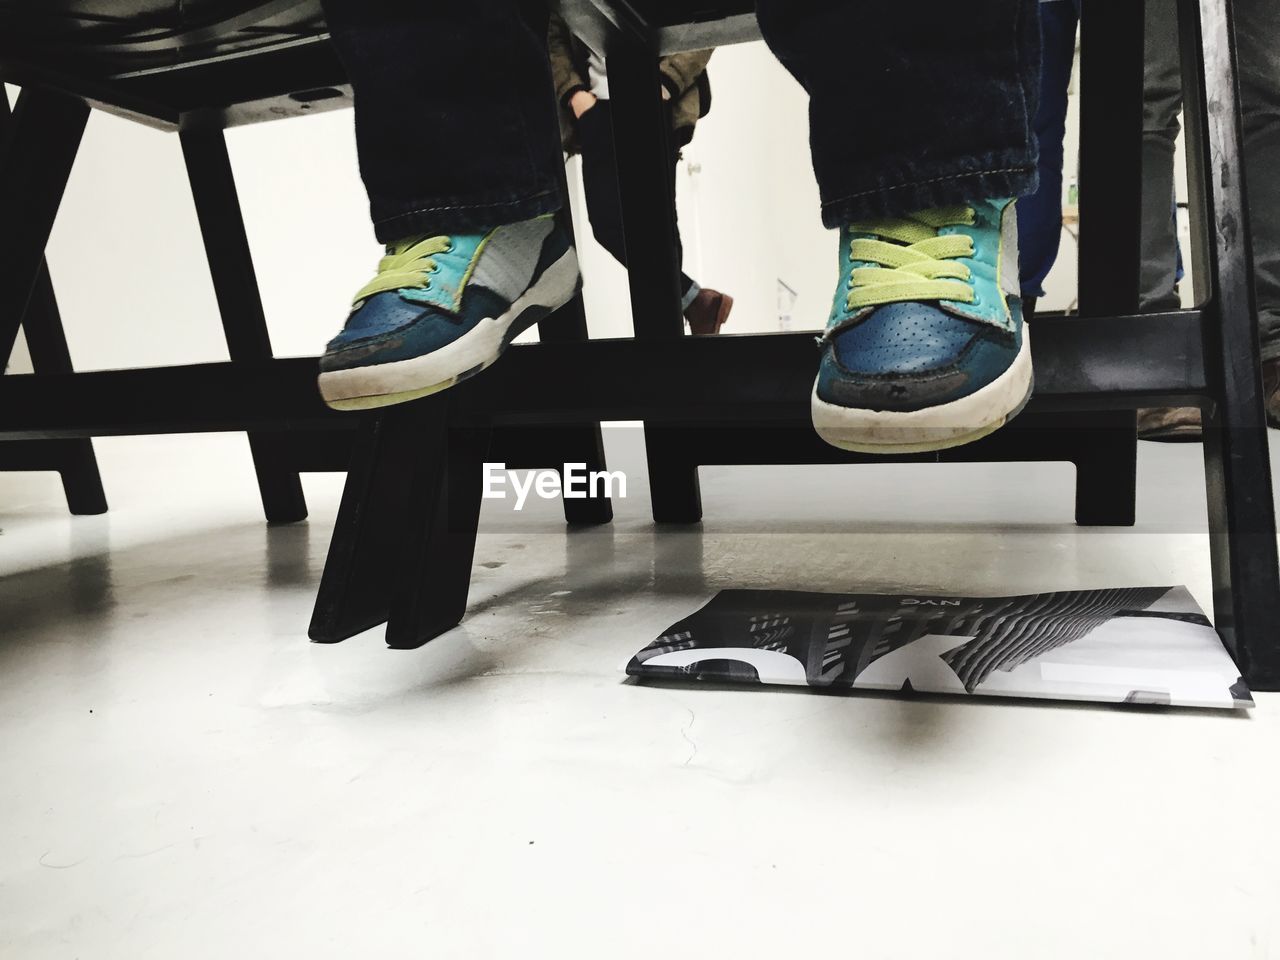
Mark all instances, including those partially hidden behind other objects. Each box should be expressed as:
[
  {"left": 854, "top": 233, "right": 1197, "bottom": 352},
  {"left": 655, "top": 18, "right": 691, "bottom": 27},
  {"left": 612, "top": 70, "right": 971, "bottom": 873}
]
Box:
[
  {"left": 320, "top": 288, "right": 505, "bottom": 374},
  {"left": 816, "top": 300, "right": 1024, "bottom": 413},
  {"left": 319, "top": 293, "right": 426, "bottom": 373}
]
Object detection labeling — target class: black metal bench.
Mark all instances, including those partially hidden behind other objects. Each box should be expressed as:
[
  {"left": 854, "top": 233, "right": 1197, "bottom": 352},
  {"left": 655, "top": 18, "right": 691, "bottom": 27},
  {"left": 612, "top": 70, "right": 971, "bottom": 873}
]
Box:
[{"left": 3, "top": 1, "right": 1277, "bottom": 687}]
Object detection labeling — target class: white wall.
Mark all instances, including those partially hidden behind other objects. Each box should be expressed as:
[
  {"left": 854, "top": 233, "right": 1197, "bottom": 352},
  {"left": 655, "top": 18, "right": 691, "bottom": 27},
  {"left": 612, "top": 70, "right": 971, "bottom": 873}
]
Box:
[
  {"left": 34, "top": 106, "right": 374, "bottom": 370},
  {"left": 671, "top": 42, "right": 834, "bottom": 335}
]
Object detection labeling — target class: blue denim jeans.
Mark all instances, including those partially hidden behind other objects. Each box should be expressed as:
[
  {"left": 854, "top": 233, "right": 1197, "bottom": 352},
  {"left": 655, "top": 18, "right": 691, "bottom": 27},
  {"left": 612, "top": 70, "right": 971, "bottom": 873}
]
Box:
[
  {"left": 1017, "top": 0, "right": 1079, "bottom": 300},
  {"left": 323, "top": 0, "right": 1042, "bottom": 241}
]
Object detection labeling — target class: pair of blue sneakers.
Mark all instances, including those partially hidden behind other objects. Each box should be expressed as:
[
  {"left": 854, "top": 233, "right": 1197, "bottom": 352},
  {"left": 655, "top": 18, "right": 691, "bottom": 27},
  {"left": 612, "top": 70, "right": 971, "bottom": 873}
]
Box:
[{"left": 319, "top": 202, "right": 1031, "bottom": 453}]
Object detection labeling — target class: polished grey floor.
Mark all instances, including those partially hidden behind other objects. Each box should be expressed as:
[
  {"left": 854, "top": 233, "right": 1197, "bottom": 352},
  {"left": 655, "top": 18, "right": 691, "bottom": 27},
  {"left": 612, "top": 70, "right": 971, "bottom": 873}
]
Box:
[{"left": 2, "top": 431, "right": 1278, "bottom": 958}]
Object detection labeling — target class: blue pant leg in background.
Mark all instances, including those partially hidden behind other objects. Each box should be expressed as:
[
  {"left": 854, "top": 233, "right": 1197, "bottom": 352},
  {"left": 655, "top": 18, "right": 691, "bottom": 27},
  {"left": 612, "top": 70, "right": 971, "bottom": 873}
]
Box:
[{"left": 1017, "top": 0, "right": 1079, "bottom": 303}]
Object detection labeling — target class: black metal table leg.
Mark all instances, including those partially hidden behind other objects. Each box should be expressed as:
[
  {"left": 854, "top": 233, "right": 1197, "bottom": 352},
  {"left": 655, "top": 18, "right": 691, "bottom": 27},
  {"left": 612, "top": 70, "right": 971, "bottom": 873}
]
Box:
[
  {"left": 180, "top": 128, "right": 307, "bottom": 525},
  {"left": 309, "top": 407, "right": 428, "bottom": 643},
  {"left": 310, "top": 395, "right": 490, "bottom": 649},
  {"left": 1180, "top": 0, "right": 1280, "bottom": 689},
  {"left": 555, "top": 419, "right": 615, "bottom": 526},
  {"left": 385, "top": 406, "right": 493, "bottom": 649},
  {"left": 21, "top": 267, "right": 109, "bottom": 515},
  {"left": 640, "top": 426, "right": 703, "bottom": 524},
  {"left": 0, "top": 90, "right": 107, "bottom": 516},
  {"left": 608, "top": 38, "right": 703, "bottom": 524},
  {"left": 0, "top": 90, "right": 87, "bottom": 376},
  {"left": 1072, "top": 2, "right": 1143, "bottom": 526},
  {"left": 536, "top": 288, "right": 613, "bottom": 527},
  {"left": 1071, "top": 413, "right": 1139, "bottom": 526},
  {"left": 1079, "top": 3, "right": 1145, "bottom": 316}
]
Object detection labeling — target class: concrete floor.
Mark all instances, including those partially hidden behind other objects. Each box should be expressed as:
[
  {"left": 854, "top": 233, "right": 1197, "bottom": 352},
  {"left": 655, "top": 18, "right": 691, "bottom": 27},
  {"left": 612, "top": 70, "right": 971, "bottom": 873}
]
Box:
[{"left": 2, "top": 430, "right": 1279, "bottom": 958}]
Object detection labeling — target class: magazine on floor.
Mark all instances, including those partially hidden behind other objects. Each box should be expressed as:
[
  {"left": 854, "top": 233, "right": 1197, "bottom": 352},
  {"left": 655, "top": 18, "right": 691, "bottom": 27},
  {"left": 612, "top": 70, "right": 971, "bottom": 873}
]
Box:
[{"left": 627, "top": 587, "right": 1251, "bottom": 709}]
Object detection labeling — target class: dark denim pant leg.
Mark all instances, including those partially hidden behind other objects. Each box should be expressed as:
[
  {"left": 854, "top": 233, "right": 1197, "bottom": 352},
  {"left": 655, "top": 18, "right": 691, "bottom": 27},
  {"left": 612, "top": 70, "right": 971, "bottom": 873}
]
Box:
[
  {"left": 754, "top": 0, "right": 1042, "bottom": 225},
  {"left": 321, "top": 0, "right": 564, "bottom": 243},
  {"left": 1236, "top": 0, "right": 1280, "bottom": 361},
  {"left": 1141, "top": 0, "right": 1184, "bottom": 312},
  {"left": 1018, "top": 0, "right": 1080, "bottom": 300}
]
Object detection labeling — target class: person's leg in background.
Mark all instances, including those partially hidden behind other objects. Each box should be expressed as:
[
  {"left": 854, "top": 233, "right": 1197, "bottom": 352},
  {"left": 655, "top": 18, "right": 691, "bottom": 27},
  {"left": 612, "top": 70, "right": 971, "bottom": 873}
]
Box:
[
  {"left": 574, "top": 101, "right": 732, "bottom": 334},
  {"left": 1139, "top": 0, "right": 1183, "bottom": 313},
  {"left": 1138, "top": 0, "right": 1280, "bottom": 436},
  {"left": 756, "top": 0, "right": 1042, "bottom": 453},
  {"left": 1016, "top": 0, "right": 1187, "bottom": 319},
  {"left": 316, "top": 0, "right": 579, "bottom": 410},
  {"left": 575, "top": 102, "right": 695, "bottom": 307},
  {"left": 1132, "top": 0, "right": 1206, "bottom": 440},
  {"left": 1236, "top": 0, "right": 1280, "bottom": 423},
  {"left": 1017, "top": 0, "right": 1080, "bottom": 318}
]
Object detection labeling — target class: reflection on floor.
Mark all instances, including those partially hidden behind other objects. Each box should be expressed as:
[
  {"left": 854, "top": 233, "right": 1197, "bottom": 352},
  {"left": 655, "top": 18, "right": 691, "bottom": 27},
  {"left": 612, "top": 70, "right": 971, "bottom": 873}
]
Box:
[{"left": 1, "top": 431, "right": 1278, "bottom": 957}]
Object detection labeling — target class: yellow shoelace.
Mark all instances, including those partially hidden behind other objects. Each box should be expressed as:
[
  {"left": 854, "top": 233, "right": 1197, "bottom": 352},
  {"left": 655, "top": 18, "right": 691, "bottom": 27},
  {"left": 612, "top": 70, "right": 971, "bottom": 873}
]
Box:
[
  {"left": 352, "top": 235, "right": 454, "bottom": 305},
  {"left": 845, "top": 206, "right": 977, "bottom": 311}
]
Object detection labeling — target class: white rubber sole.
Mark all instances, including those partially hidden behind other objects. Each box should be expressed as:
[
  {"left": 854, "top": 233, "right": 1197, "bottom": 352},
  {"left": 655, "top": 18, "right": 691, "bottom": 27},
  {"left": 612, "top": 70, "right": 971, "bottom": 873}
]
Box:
[
  {"left": 318, "top": 248, "right": 580, "bottom": 411},
  {"left": 811, "top": 328, "right": 1034, "bottom": 454}
]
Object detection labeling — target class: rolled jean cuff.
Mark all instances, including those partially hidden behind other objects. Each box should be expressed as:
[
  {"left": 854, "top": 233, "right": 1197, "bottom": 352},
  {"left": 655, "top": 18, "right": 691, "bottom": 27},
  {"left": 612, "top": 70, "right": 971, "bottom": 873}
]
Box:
[
  {"left": 819, "top": 161, "right": 1039, "bottom": 228},
  {"left": 371, "top": 185, "right": 563, "bottom": 243}
]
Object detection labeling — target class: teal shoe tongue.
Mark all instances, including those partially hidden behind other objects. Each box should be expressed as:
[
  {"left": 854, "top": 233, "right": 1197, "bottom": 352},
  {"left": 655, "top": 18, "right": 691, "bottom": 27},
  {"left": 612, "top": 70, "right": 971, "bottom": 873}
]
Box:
[
  {"left": 397, "top": 233, "right": 486, "bottom": 312},
  {"left": 352, "top": 232, "right": 485, "bottom": 314},
  {"left": 366, "top": 215, "right": 559, "bottom": 314},
  {"left": 933, "top": 198, "right": 1019, "bottom": 334}
]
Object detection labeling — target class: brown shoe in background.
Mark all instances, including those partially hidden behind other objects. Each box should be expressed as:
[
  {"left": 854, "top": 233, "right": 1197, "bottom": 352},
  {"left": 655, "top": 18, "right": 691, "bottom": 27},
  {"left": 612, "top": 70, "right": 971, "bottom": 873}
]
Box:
[
  {"left": 1140, "top": 361, "right": 1280, "bottom": 440},
  {"left": 1137, "top": 406, "right": 1203, "bottom": 442},
  {"left": 1263, "top": 357, "right": 1280, "bottom": 428},
  {"left": 684, "top": 288, "right": 734, "bottom": 336}
]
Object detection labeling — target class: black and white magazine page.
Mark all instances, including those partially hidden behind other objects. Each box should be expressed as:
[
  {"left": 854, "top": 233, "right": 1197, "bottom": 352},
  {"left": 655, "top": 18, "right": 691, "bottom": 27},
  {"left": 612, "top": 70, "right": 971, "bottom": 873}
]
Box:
[{"left": 627, "top": 586, "right": 1252, "bottom": 709}]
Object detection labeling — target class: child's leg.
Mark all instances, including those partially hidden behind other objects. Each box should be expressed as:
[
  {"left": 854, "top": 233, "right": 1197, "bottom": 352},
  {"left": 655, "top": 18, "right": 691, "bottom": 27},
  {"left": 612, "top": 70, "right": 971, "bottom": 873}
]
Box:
[
  {"left": 317, "top": 0, "right": 580, "bottom": 410},
  {"left": 756, "top": 0, "right": 1040, "bottom": 224},
  {"left": 322, "top": 0, "right": 563, "bottom": 240},
  {"left": 757, "top": 0, "right": 1041, "bottom": 452}
]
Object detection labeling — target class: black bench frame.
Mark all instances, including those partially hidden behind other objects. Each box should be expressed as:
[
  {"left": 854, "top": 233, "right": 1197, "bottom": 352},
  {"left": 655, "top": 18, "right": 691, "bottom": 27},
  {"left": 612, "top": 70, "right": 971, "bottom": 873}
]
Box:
[{"left": 2, "top": 0, "right": 1277, "bottom": 688}]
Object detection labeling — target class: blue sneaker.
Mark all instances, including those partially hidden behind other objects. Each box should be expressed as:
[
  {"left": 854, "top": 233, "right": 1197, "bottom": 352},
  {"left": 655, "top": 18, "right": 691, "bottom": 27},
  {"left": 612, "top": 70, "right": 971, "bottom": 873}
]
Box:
[
  {"left": 318, "top": 215, "right": 579, "bottom": 411},
  {"left": 811, "top": 200, "right": 1032, "bottom": 453}
]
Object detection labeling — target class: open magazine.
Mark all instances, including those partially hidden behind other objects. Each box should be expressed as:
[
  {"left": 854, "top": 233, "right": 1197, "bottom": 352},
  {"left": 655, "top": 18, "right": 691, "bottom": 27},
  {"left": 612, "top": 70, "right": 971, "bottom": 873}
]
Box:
[{"left": 627, "top": 586, "right": 1251, "bottom": 710}]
